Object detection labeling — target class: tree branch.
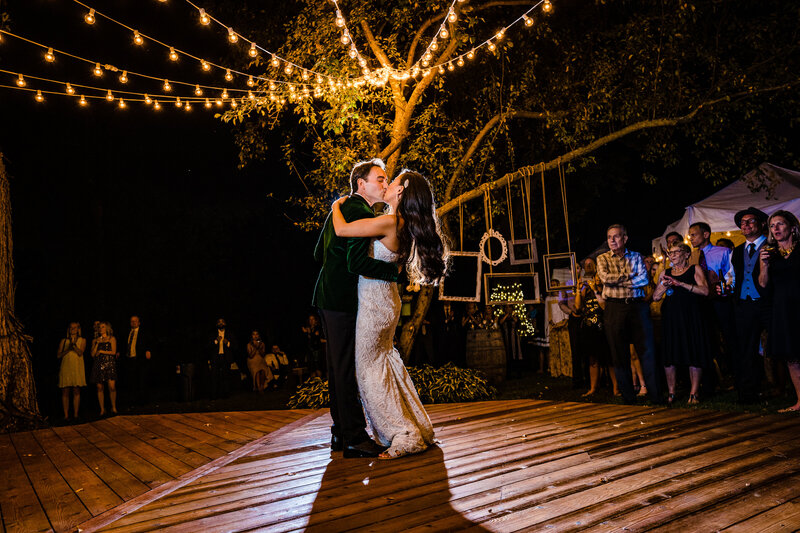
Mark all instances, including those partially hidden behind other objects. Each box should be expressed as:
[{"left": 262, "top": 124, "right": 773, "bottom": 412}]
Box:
[{"left": 360, "top": 20, "right": 393, "bottom": 70}]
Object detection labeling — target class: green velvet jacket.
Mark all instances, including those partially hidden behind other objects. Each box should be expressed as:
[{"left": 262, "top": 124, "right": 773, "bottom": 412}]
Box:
[{"left": 312, "top": 195, "right": 399, "bottom": 313}]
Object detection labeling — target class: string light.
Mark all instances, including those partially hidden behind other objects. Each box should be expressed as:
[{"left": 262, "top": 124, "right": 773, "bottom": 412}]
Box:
[
  {"left": 93, "top": 63, "right": 103, "bottom": 76},
  {"left": 84, "top": 9, "right": 96, "bottom": 24},
  {"left": 488, "top": 42, "right": 496, "bottom": 51},
  {"left": 221, "top": 88, "right": 229, "bottom": 99},
  {"left": 542, "top": 0, "right": 553, "bottom": 13},
  {"left": 119, "top": 70, "right": 128, "bottom": 83},
  {"left": 247, "top": 90, "right": 254, "bottom": 100},
  {"left": 227, "top": 27, "right": 238, "bottom": 43},
  {"left": 340, "top": 32, "right": 350, "bottom": 45},
  {"left": 248, "top": 42, "right": 258, "bottom": 57},
  {"left": 133, "top": 30, "right": 144, "bottom": 45},
  {"left": 163, "top": 79, "right": 172, "bottom": 91},
  {"left": 335, "top": 10, "right": 345, "bottom": 27},
  {"left": 175, "top": 97, "right": 182, "bottom": 107},
  {"left": 198, "top": 8, "right": 210, "bottom": 25},
  {"left": 247, "top": 75, "right": 254, "bottom": 87},
  {"left": 457, "top": 57, "right": 464, "bottom": 67},
  {"left": 65, "top": 82, "right": 75, "bottom": 95},
  {"left": 448, "top": 7, "right": 457, "bottom": 23},
  {"left": 79, "top": 95, "right": 88, "bottom": 106},
  {"left": 215, "top": 97, "right": 223, "bottom": 106},
  {"left": 16, "top": 74, "right": 26, "bottom": 87},
  {"left": 118, "top": 97, "right": 126, "bottom": 108},
  {"left": 153, "top": 99, "right": 161, "bottom": 110},
  {"left": 44, "top": 47, "right": 55, "bottom": 62},
  {"left": 204, "top": 98, "right": 212, "bottom": 108},
  {"left": 467, "top": 50, "right": 475, "bottom": 59},
  {"left": 194, "top": 84, "right": 203, "bottom": 95},
  {"left": 230, "top": 98, "right": 237, "bottom": 108},
  {"left": 35, "top": 90, "right": 44, "bottom": 102},
  {"left": 284, "top": 64, "right": 293, "bottom": 75},
  {"left": 523, "top": 14, "right": 534, "bottom": 26},
  {"left": 184, "top": 101, "right": 192, "bottom": 111},
  {"left": 201, "top": 59, "right": 210, "bottom": 71},
  {"left": 225, "top": 69, "right": 233, "bottom": 81},
  {"left": 169, "top": 47, "right": 179, "bottom": 61},
  {"left": 144, "top": 93, "right": 152, "bottom": 104},
  {"left": 106, "top": 89, "right": 114, "bottom": 101}
]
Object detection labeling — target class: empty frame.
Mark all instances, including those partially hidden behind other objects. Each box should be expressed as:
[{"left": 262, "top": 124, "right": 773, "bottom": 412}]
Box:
[
  {"left": 439, "top": 252, "right": 483, "bottom": 302},
  {"left": 484, "top": 272, "right": 541, "bottom": 305}
]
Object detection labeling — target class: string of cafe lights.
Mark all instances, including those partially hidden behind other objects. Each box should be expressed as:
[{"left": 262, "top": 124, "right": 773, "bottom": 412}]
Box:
[
  {"left": 70, "top": 0, "right": 346, "bottom": 86},
  {"left": 328, "top": 0, "right": 376, "bottom": 76}
]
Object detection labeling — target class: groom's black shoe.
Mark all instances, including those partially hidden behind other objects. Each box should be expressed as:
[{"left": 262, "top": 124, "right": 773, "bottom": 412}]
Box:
[
  {"left": 331, "top": 435, "right": 343, "bottom": 452},
  {"left": 343, "top": 439, "right": 386, "bottom": 459}
]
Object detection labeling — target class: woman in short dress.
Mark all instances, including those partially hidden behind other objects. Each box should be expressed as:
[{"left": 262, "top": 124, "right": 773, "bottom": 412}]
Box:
[
  {"left": 91, "top": 321, "right": 118, "bottom": 416},
  {"left": 58, "top": 322, "right": 86, "bottom": 420}
]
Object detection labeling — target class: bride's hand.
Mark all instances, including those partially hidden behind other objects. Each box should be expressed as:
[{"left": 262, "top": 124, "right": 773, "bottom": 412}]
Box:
[{"left": 332, "top": 196, "right": 348, "bottom": 209}]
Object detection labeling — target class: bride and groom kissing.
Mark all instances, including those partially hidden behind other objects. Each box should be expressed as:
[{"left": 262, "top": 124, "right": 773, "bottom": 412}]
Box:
[{"left": 312, "top": 158, "right": 448, "bottom": 459}]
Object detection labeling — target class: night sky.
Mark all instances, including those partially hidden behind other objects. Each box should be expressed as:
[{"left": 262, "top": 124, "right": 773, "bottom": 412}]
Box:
[{"left": 0, "top": 1, "right": 767, "bottom": 415}]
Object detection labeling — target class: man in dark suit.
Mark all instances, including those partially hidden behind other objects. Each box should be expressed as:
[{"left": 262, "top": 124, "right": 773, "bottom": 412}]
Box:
[
  {"left": 209, "top": 318, "right": 235, "bottom": 399},
  {"left": 121, "top": 315, "right": 153, "bottom": 406},
  {"left": 728, "top": 207, "right": 770, "bottom": 403},
  {"left": 312, "top": 158, "right": 400, "bottom": 458}
]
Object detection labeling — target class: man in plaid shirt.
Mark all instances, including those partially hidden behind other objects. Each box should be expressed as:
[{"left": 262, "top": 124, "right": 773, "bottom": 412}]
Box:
[{"left": 597, "top": 224, "right": 662, "bottom": 404}]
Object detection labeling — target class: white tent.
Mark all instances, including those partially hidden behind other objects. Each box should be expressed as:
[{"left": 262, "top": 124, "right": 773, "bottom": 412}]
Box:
[{"left": 652, "top": 163, "right": 800, "bottom": 256}]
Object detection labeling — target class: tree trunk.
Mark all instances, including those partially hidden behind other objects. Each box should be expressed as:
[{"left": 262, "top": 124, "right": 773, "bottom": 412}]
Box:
[
  {"left": 0, "top": 154, "right": 43, "bottom": 432},
  {"left": 397, "top": 285, "right": 434, "bottom": 359}
]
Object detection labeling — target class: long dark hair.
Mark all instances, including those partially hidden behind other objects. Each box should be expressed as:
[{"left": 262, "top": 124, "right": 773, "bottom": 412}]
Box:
[{"left": 395, "top": 170, "right": 448, "bottom": 284}]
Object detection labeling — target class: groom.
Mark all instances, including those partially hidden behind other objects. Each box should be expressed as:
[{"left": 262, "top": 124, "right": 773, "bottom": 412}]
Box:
[{"left": 312, "top": 158, "right": 400, "bottom": 458}]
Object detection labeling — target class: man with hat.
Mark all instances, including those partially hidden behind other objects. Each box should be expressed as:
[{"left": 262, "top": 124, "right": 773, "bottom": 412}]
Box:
[{"left": 727, "top": 207, "right": 770, "bottom": 403}]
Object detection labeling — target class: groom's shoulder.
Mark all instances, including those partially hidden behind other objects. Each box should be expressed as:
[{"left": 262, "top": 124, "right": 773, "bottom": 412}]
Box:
[{"left": 342, "top": 195, "right": 372, "bottom": 219}]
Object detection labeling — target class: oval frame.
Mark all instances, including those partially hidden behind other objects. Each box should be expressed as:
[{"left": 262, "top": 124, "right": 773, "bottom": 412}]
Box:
[{"left": 479, "top": 229, "right": 508, "bottom": 266}]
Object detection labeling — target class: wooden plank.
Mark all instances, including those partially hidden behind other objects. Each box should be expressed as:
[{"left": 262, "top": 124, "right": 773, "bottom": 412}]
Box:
[
  {"left": 105, "top": 417, "right": 209, "bottom": 470},
  {"left": 9, "top": 431, "right": 91, "bottom": 532},
  {"left": 179, "top": 412, "right": 264, "bottom": 440},
  {"left": 0, "top": 434, "right": 52, "bottom": 533},
  {"left": 119, "top": 416, "right": 228, "bottom": 460},
  {"left": 71, "top": 423, "right": 173, "bottom": 488},
  {"left": 51, "top": 425, "right": 149, "bottom": 501},
  {"left": 151, "top": 415, "right": 243, "bottom": 452},
  {"left": 31, "top": 429, "right": 122, "bottom": 517},
  {"left": 721, "top": 496, "right": 800, "bottom": 532},
  {"left": 74, "top": 410, "right": 327, "bottom": 533}
]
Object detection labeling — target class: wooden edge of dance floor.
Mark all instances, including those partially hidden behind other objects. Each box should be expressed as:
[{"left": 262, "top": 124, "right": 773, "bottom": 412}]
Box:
[{"left": 72, "top": 410, "right": 328, "bottom": 533}]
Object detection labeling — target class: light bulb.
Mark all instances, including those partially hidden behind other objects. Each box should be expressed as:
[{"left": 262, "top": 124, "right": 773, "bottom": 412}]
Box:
[
  {"left": 215, "top": 98, "right": 223, "bottom": 106},
  {"left": 201, "top": 60, "right": 211, "bottom": 71},
  {"left": 221, "top": 89, "right": 229, "bottom": 99},
  {"left": 16, "top": 74, "right": 25, "bottom": 87},
  {"left": 153, "top": 100, "right": 161, "bottom": 110},
  {"left": 79, "top": 95, "right": 87, "bottom": 106},
  {"left": 225, "top": 69, "right": 233, "bottom": 81},
  {"left": 228, "top": 28, "right": 238, "bottom": 43},
  {"left": 184, "top": 102, "right": 192, "bottom": 111},
  {"left": 248, "top": 43, "right": 258, "bottom": 57},
  {"left": 488, "top": 42, "right": 496, "bottom": 51},
  {"left": 335, "top": 11, "right": 345, "bottom": 27},
  {"left": 248, "top": 91, "right": 254, "bottom": 100},
  {"left": 45, "top": 48, "right": 55, "bottom": 62},
  {"left": 542, "top": 0, "right": 553, "bottom": 13},
  {"left": 284, "top": 64, "right": 293, "bottom": 75},
  {"left": 85, "top": 9, "right": 95, "bottom": 24},
  {"left": 106, "top": 90, "right": 114, "bottom": 102},
  {"left": 440, "top": 28, "right": 449, "bottom": 39},
  {"left": 496, "top": 30, "right": 505, "bottom": 40},
  {"left": 35, "top": 90, "right": 44, "bottom": 102},
  {"left": 133, "top": 30, "right": 143, "bottom": 45},
  {"left": 301, "top": 70, "right": 309, "bottom": 81},
  {"left": 175, "top": 97, "right": 182, "bottom": 107},
  {"left": 65, "top": 83, "right": 75, "bottom": 95},
  {"left": 422, "top": 59, "right": 429, "bottom": 67},
  {"left": 430, "top": 39, "right": 438, "bottom": 51},
  {"left": 424, "top": 51, "right": 433, "bottom": 62},
  {"left": 118, "top": 98, "right": 126, "bottom": 109},
  {"left": 457, "top": 57, "right": 464, "bottom": 67},
  {"left": 271, "top": 55, "right": 280, "bottom": 68},
  {"left": 94, "top": 63, "right": 103, "bottom": 76},
  {"left": 247, "top": 75, "right": 255, "bottom": 87},
  {"left": 447, "top": 63, "right": 454, "bottom": 71},
  {"left": 359, "top": 57, "right": 367, "bottom": 67},
  {"left": 341, "top": 33, "right": 350, "bottom": 45},
  {"left": 144, "top": 94, "right": 152, "bottom": 104},
  {"left": 119, "top": 71, "right": 128, "bottom": 83},
  {"left": 316, "top": 74, "right": 324, "bottom": 84},
  {"left": 163, "top": 79, "right": 171, "bottom": 91},
  {"left": 523, "top": 14, "right": 534, "bottom": 26},
  {"left": 348, "top": 47, "right": 357, "bottom": 59},
  {"left": 467, "top": 50, "right": 475, "bottom": 59},
  {"left": 195, "top": 84, "right": 203, "bottom": 96},
  {"left": 448, "top": 8, "right": 457, "bottom": 23},
  {"left": 199, "top": 9, "right": 210, "bottom": 25},
  {"left": 230, "top": 99, "right": 237, "bottom": 108},
  {"left": 269, "top": 81, "right": 276, "bottom": 91},
  {"left": 169, "top": 47, "right": 179, "bottom": 61},
  {"left": 205, "top": 98, "right": 212, "bottom": 108},
  {"left": 438, "top": 65, "right": 445, "bottom": 74}
]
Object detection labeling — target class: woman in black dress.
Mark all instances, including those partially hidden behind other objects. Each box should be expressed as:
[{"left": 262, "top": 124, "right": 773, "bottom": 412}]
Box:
[
  {"left": 90, "top": 321, "right": 118, "bottom": 416},
  {"left": 758, "top": 210, "right": 800, "bottom": 413},
  {"left": 653, "top": 243, "right": 712, "bottom": 404},
  {"left": 574, "top": 275, "right": 618, "bottom": 396}
]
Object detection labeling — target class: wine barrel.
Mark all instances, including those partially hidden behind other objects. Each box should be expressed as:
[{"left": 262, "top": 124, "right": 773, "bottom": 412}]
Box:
[{"left": 466, "top": 329, "right": 507, "bottom": 384}]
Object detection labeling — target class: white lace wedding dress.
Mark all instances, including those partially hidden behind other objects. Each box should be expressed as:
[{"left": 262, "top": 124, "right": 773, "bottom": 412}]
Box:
[{"left": 355, "top": 239, "right": 435, "bottom": 457}]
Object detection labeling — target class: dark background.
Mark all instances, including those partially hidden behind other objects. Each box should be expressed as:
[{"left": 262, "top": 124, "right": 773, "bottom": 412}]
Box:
[{"left": 0, "top": 0, "right": 760, "bottom": 417}]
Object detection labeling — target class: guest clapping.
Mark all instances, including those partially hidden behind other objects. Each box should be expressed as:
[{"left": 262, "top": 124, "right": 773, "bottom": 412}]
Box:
[
  {"left": 758, "top": 210, "right": 800, "bottom": 413},
  {"left": 58, "top": 322, "right": 86, "bottom": 421},
  {"left": 90, "top": 321, "right": 118, "bottom": 416},
  {"left": 653, "top": 243, "right": 713, "bottom": 404}
]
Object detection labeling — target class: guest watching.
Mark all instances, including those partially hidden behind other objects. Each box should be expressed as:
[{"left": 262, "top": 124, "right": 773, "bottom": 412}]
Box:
[
  {"left": 653, "top": 243, "right": 712, "bottom": 404},
  {"left": 758, "top": 210, "right": 800, "bottom": 413},
  {"left": 727, "top": 207, "right": 770, "bottom": 404},
  {"left": 121, "top": 315, "right": 152, "bottom": 406},
  {"left": 265, "top": 344, "right": 290, "bottom": 387},
  {"left": 246, "top": 330, "right": 272, "bottom": 392},
  {"left": 210, "top": 318, "right": 235, "bottom": 399},
  {"left": 57, "top": 322, "right": 86, "bottom": 421},
  {"left": 90, "top": 321, "right": 117, "bottom": 416},
  {"left": 574, "top": 275, "right": 618, "bottom": 396},
  {"left": 596, "top": 224, "right": 661, "bottom": 404},
  {"left": 302, "top": 314, "right": 326, "bottom": 379}
]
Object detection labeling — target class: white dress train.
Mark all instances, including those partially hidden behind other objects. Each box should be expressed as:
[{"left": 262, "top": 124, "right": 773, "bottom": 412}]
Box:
[{"left": 355, "top": 239, "right": 435, "bottom": 457}]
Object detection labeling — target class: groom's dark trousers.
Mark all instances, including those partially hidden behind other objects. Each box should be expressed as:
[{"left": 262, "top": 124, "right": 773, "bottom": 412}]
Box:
[{"left": 312, "top": 194, "right": 399, "bottom": 446}]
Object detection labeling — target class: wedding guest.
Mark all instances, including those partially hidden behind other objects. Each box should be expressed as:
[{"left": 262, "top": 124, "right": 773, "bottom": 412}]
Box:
[
  {"left": 716, "top": 238, "right": 735, "bottom": 251},
  {"left": 209, "top": 318, "right": 235, "bottom": 399},
  {"left": 481, "top": 305, "right": 499, "bottom": 330},
  {"left": 653, "top": 243, "right": 713, "bottom": 404},
  {"left": 574, "top": 277, "right": 618, "bottom": 396},
  {"left": 265, "top": 344, "right": 290, "bottom": 387},
  {"left": 462, "top": 302, "right": 482, "bottom": 330},
  {"left": 91, "top": 321, "right": 118, "bottom": 416},
  {"left": 499, "top": 304, "right": 523, "bottom": 371},
  {"left": 758, "top": 210, "right": 800, "bottom": 412},
  {"left": 246, "top": 330, "right": 272, "bottom": 392},
  {"left": 302, "top": 314, "right": 326, "bottom": 379},
  {"left": 58, "top": 322, "right": 86, "bottom": 420},
  {"left": 121, "top": 315, "right": 153, "bottom": 406}
]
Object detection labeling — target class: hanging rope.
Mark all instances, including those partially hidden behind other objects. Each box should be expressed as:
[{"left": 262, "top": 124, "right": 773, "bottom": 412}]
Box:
[
  {"left": 483, "top": 188, "right": 494, "bottom": 274},
  {"left": 558, "top": 158, "right": 572, "bottom": 254},
  {"left": 458, "top": 197, "right": 464, "bottom": 252},
  {"left": 506, "top": 178, "right": 516, "bottom": 244},
  {"left": 540, "top": 163, "right": 551, "bottom": 256}
]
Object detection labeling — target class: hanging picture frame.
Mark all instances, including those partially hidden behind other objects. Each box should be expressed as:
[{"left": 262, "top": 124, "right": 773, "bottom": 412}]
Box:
[
  {"left": 544, "top": 252, "right": 577, "bottom": 292},
  {"left": 484, "top": 272, "right": 541, "bottom": 305},
  {"left": 439, "top": 251, "right": 483, "bottom": 302},
  {"left": 509, "top": 239, "right": 539, "bottom": 265},
  {"left": 478, "top": 229, "right": 508, "bottom": 266}
]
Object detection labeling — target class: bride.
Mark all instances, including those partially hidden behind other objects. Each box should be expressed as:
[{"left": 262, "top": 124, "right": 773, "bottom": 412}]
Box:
[{"left": 331, "top": 169, "right": 448, "bottom": 459}]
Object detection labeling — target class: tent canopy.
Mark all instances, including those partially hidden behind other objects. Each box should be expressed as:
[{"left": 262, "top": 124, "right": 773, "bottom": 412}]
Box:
[{"left": 652, "top": 163, "right": 800, "bottom": 256}]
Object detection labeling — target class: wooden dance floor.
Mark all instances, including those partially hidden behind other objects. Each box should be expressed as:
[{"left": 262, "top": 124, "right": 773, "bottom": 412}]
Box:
[{"left": 2, "top": 401, "right": 800, "bottom": 532}]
